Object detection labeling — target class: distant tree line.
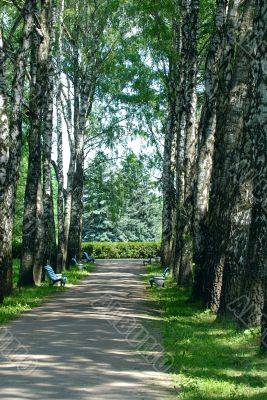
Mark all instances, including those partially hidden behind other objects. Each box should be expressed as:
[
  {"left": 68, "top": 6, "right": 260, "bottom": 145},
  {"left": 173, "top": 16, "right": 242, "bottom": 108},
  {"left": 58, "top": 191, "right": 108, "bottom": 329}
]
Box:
[{"left": 83, "top": 152, "right": 162, "bottom": 242}]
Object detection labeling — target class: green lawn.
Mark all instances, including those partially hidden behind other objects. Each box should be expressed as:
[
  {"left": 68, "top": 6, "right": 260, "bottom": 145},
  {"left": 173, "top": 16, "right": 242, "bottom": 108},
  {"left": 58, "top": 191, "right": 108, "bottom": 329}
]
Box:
[
  {"left": 147, "top": 264, "right": 267, "bottom": 400},
  {"left": 0, "top": 260, "right": 94, "bottom": 325}
]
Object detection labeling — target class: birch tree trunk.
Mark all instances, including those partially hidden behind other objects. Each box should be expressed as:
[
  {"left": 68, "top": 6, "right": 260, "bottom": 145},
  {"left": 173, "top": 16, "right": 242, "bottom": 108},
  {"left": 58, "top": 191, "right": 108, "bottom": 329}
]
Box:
[
  {"left": 161, "top": 25, "right": 179, "bottom": 267},
  {"left": 216, "top": 2, "right": 258, "bottom": 318},
  {"left": 20, "top": 0, "right": 49, "bottom": 286},
  {"left": 0, "top": 30, "right": 9, "bottom": 190},
  {"left": 170, "top": 0, "right": 199, "bottom": 284},
  {"left": 192, "top": 0, "right": 226, "bottom": 300},
  {"left": 0, "top": 0, "right": 36, "bottom": 297},
  {"left": 42, "top": 0, "right": 57, "bottom": 266},
  {"left": 0, "top": 29, "right": 10, "bottom": 302},
  {"left": 56, "top": 0, "right": 65, "bottom": 272},
  {"left": 227, "top": 0, "right": 267, "bottom": 329},
  {"left": 260, "top": 0, "right": 267, "bottom": 344},
  {"left": 68, "top": 74, "right": 96, "bottom": 262},
  {"left": 170, "top": 0, "right": 186, "bottom": 280},
  {"left": 62, "top": 79, "right": 75, "bottom": 270},
  {"left": 177, "top": 0, "right": 198, "bottom": 285},
  {"left": 161, "top": 87, "right": 176, "bottom": 267},
  {"left": 203, "top": 0, "right": 256, "bottom": 312},
  {"left": 65, "top": 41, "right": 80, "bottom": 266},
  {"left": 33, "top": 178, "right": 45, "bottom": 285},
  {"left": 63, "top": 152, "right": 75, "bottom": 268},
  {"left": 244, "top": 78, "right": 266, "bottom": 328}
]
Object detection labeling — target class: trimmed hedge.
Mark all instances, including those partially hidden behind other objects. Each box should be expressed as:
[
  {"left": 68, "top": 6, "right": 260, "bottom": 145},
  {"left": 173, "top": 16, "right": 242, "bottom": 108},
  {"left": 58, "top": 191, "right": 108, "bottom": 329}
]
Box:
[
  {"left": 13, "top": 242, "right": 160, "bottom": 258},
  {"left": 81, "top": 242, "right": 161, "bottom": 259},
  {"left": 12, "top": 241, "right": 161, "bottom": 260}
]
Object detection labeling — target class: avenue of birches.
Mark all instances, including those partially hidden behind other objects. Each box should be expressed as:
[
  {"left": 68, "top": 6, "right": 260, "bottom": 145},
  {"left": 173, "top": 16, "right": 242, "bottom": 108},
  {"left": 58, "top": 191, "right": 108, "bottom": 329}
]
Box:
[{"left": 0, "top": 0, "right": 266, "bottom": 351}]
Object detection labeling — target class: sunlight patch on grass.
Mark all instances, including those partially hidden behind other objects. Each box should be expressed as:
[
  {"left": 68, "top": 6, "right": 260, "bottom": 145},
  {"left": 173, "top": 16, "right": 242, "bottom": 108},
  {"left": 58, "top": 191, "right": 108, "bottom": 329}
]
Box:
[{"left": 146, "top": 264, "right": 267, "bottom": 400}]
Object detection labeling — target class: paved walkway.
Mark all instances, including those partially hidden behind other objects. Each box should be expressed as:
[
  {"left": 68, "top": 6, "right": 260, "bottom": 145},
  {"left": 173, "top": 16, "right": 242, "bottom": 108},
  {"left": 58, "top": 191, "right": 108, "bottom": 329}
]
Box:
[{"left": 0, "top": 261, "right": 173, "bottom": 400}]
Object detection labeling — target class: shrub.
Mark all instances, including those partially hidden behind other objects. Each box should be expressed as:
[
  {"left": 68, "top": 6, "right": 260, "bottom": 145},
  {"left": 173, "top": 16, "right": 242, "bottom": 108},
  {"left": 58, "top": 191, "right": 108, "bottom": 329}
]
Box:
[
  {"left": 81, "top": 242, "right": 161, "bottom": 259},
  {"left": 13, "top": 241, "right": 161, "bottom": 260}
]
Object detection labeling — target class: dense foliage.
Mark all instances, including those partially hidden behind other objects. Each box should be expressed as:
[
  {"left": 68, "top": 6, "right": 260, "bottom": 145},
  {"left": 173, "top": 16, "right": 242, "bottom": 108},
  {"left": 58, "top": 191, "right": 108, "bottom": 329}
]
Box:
[
  {"left": 83, "top": 152, "right": 162, "bottom": 242},
  {"left": 82, "top": 242, "right": 161, "bottom": 259}
]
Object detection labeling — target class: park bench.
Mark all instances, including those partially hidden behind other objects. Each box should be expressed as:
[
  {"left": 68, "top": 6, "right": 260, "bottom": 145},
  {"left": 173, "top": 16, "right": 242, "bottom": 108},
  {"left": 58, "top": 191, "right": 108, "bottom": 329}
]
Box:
[
  {"left": 71, "top": 256, "right": 87, "bottom": 270},
  {"left": 143, "top": 257, "right": 152, "bottom": 266},
  {"left": 149, "top": 267, "right": 169, "bottom": 288},
  {"left": 44, "top": 265, "right": 67, "bottom": 286},
  {"left": 143, "top": 256, "right": 161, "bottom": 265},
  {"left": 81, "top": 251, "right": 95, "bottom": 263}
]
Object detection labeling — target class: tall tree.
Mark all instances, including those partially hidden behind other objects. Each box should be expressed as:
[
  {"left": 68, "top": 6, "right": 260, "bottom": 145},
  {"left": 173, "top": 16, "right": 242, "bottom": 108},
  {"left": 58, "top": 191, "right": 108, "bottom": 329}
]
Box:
[
  {"left": 161, "top": 17, "right": 178, "bottom": 267},
  {"left": 55, "top": 0, "right": 65, "bottom": 271},
  {"left": 0, "top": 0, "right": 36, "bottom": 299},
  {"left": 42, "top": 0, "right": 57, "bottom": 266},
  {"left": 0, "top": 27, "right": 10, "bottom": 302},
  {"left": 230, "top": 0, "right": 267, "bottom": 329},
  {"left": 19, "top": 0, "right": 50, "bottom": 286},
  {"left": 170, "top": 0, "right": 199, "bottom": 284},
  {"left": 192, "top": 0, "right": 226, "bottom": 300},
  {"left": 202, "top": 0, "right": 256, "bottom": 311},
  {"left": 61, "top": 78, "right": 76, "bottom": 270}
]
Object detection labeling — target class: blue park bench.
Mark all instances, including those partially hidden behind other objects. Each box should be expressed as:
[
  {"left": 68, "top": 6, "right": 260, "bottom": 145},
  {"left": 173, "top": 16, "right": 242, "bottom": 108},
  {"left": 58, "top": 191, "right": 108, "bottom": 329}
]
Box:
[
  {"left": 143, "top": 257, "right": 161, "bottom": 265},
  {"left": 70, "top": 256, "right": 87, "bottom": 270},
  {"left": 81, "top": 252, "right": 95, "bottom": 263},
  {"left": 143, "top": 257, "right": 152, "bottom": 266},
  {"left": 44, "top": 265, "right": 67, "bottom": 286},
  {"left": 149, "top": 267, "right": 169, "bottom": 288}
]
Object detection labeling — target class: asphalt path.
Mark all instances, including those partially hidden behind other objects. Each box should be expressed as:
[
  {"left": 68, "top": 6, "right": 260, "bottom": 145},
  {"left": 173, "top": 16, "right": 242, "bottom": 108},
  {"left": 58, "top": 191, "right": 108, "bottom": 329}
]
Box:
[{"left": 0, "top": 260, "right": 173, "bottom": 400}]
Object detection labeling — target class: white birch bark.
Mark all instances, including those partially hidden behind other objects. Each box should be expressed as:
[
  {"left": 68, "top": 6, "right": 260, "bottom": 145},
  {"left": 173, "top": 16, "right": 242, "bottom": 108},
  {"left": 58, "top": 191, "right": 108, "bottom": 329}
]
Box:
[
  {"left": 0, "top": 0, "right": 36, "bottom": 295},
  {"left": 170, "top": 0, "right": 199, "bottom": 284},
  {"left": 42, "top": 0, "right": 57, "bottom": 266},
  {"left": 56, "top": 0, "right": 65, "bottom": 272}
]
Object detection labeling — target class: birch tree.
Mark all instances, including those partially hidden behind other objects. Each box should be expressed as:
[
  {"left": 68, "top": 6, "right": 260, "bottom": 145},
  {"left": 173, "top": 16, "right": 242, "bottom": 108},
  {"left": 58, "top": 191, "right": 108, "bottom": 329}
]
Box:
[
  {"left": 61, "top": 79, "right": 76, "bottom": 270},
  {"left": 161, "top": 9, "right": 179, "bottom": 267},
  {"left": 55, "top": 0, "right": 65, "bottom": 271},
  {"left": 170, "top": 0, "right": 199, "bottom": 284},
  {"left": 19, "top": 0, "right": 50, "bottom": 286},
  {"left": 202, "top": 0, "right": 256, "bottom": 311},
  {"left": 192, "top": 0, "right": 226, "bottom": 299},
  {"left": 42, "top": 0, "right": 57, "bottom": 266},
  {"left": 0, "top": 0, "right": 36, "bottom": 298},
  {"left": 227, "top": 0, "right": 267, "bottom": 329},
  {"left": 0, "top": 27, "right": 10, "bottom": 302},
  {"left": 161, "top": 67, "right": 177, "bottom": 267}
]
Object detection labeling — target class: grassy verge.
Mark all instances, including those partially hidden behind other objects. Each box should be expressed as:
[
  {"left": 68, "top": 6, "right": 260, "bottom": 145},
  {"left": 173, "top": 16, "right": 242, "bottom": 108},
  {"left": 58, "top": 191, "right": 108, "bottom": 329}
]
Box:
[
  {"left": 0, "top": 260, "right": 94, "bottom": 325},
  {"left": 147, "top": 264, "right": 267, "bottom": 400}
]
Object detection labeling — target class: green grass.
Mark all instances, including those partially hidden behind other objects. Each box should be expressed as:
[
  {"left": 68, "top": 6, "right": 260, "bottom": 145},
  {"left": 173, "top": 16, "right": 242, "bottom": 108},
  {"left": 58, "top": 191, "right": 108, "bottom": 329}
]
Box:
[
  {"left": 0, "top": 260, "right": 94, "bottom": 325},
  {"left": 146, "top": 264, "right": 267, "bottom": 400}
]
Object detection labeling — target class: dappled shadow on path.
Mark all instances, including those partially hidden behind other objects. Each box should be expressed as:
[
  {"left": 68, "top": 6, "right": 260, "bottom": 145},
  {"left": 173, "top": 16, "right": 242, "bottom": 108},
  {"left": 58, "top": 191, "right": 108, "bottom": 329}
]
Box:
[{"left": 0, "top": 261, "right": 171, "bottom": 400}]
